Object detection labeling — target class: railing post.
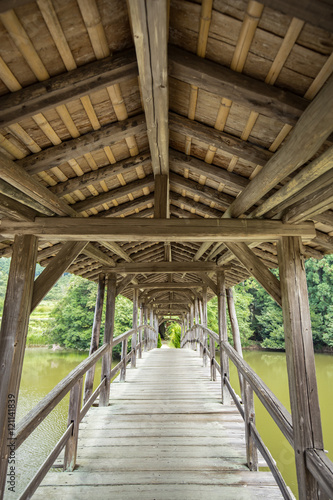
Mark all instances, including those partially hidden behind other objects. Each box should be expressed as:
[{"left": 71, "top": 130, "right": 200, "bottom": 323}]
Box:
[
  {"left": 194, "top": 297, "right": 199, "bottom": 351},
  {"left": 83, "top": 274, "right": 106, "bottom": 405},
  {"left": 217, "top": 270, "right": 230, "bottom": 404},
  {"left": 226, "top": 288, "right": 244, "bottom": 398},
  {"left": 139, "top": 302, "right": 143, "bottom": 358},
  {"left": 243, "top": 380, "right": 258, "bottom": 471},
  {"left": 190, "top": 302, "right": 194, "bottom": 349},
  {"left": 64, "top": 377, "right": 83, "bottom": 471},
  {"left": 120, "top": 337, "right": 128, "bottom": 382},
  {"left": 198, "top": 299, "right": 203, "bottom": 358},
  {"left": 131, "top": 288, "right": 138, "bottom": 368},
  {"left": 278, "top": 237, "right": 324, "bottom": 499},
  {"left": 0, "top": 235, "right": 38, "bottom": 499},
  {"left": 99, "top": 273, "right": 117, "bottom": 406}
]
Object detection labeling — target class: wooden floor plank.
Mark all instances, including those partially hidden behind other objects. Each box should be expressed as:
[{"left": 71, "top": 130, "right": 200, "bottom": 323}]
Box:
[{"left": 33, "top": 348, "right": 284, "bottom": 499}]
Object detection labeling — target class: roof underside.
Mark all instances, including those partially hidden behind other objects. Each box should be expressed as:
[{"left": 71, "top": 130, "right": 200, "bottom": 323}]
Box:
[{"left": 0, "top": 0, "right": 332, "bottom": 317}]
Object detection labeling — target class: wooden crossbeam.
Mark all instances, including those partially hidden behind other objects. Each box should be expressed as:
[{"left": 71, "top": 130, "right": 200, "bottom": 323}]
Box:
[
  {"left": 169, "top": 46, "right": 307, "bottom": 126},
  {"left": 0, "top": 192, "right": 37, "bottom": 221},
  {"left": 49, "top": 152, "right": 151, "bottom": 197},
  {"left": 17, "top": 115, "right": 146, "bottom": 175},
  {"left": 0, "top": 218, "right": 316, "bottom": 241},
  {"left": 169, "top": 113, "right": 272, "bottom": 167},
  {"left": 128, "top": 0, "right": 169, "bottom": 176},
  {"left": 133, "top": 282, "right": 204, "bottom": 289},
  {"left": 224, "top": 242, "right": 282, "bottom": 306},
  {"left": 0, "top": 48, "right": 138, "bottom": 128},
  {"left": 283, "top": 183, "right": 333, "bottom": 223},
  {"left": 31, "top": 241, "right": 88, "bottom": 311},
  {"left": 111, "top": 262, "right": 218, "bottom": 273}
]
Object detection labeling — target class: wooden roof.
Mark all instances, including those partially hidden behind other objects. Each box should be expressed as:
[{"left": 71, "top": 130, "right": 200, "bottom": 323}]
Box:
[{"left": 0, "top": 0, "right": 332, "bottom": 316}]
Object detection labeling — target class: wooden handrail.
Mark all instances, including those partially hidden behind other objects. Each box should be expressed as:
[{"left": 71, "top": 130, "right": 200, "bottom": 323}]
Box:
[
  {"left": 305, "top": 449, "right": 333, "bottom": 499},
  {"left": 15, "top": 343, "right": 110, "bottom": 448}
]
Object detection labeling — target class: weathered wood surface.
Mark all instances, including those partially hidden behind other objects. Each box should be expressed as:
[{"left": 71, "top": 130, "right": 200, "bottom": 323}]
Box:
[{"left": 33, "top": 348, "right": 283, "bottom": 499}]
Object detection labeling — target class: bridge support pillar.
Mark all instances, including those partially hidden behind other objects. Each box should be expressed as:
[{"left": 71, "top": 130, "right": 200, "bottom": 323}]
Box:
[
  {"left": 217, "top": 271, "right": 230, "bottom": 405},
  {"left": 100, "top": 273, "right": 116, "bottom": 406}
]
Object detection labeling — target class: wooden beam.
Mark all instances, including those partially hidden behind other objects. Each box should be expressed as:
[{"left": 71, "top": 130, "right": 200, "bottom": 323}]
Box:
[
  {"left": 0, "top": 49, "right": 138, "bottom": 128},
  {"left": 170, "top": 172, "right": 234, "bottom": 210},
  {"left": 283, "top": 183, "right": 333, "bottom": 223},
  {"left": 0, "top": 151, "right": 76, "bottom": 216},
  {"left": 73, "top": 175, "right": 155, "bottom": 213},
  {"left": 278, "top": 237, "right": 324, "bottom": 499},
  {"left": 83, "top": 243, "right": 116, "bottom": 268},
  {"left": 170, "top": 192, "right": 224, "bottom": 218},
  {"left": 217, "top": 271, "right": 230, "bottom": 404},
  {"left": 116, "top": 274, "right": 138, "bottom": 295},
  {"left": 201, "top": 272, "right": 218, "bottom": 295},
  {"left": 259, "top": 0, "right": 333, "bottom": 32},
  {"left": 133, "top": 282, "right": 204, "bottom": 289},
  {"left": 31, "top": 241, "right": 88, "bottom": 311},
  {"left": 251, "top": 146, "right": 333, "bottom": 218},
  {"left": 0, "top": 192, "right": 38, "bottom": 221},
  {"left": 0, "top": 217, "right": 315, "bottom": 241},
  {"left": 154, "top": 174, "right": 170, "bottom": 218},
  {"left": 128, "top": 0, "right": 169, "bottom": 176},
  {"left": 169, "top": 113, "right": 272, "bottom": 167},
  {"left": 93, "top": 193, "right": 154, "bottom": 218},
  {"left": 49, "top": 152, "right": 151, "bottom": 197},
  {"left": 100, "top": 241, "right": 132, "bottom": 263},
  {"left": 169, "top": 46, "right": 307, "bottom": 126},
  {"left": 170, "top": 148, "right": 248, "bottom": 193},
  {"left": 18, "top": 115, "right": 147, "bottom": 175},
  {"left": 0, "top": 235, "right": 38, "bottom": 498},
  {"left": 223, "top": 74, "right": 333, "bottom": 218},
  {"left": 112, "top": 261, "right": 218, "bottom": 273},
  {"left": 0, "top": 179, "right": 54, "bottom": 216},
  {"left": 223, "top": 242, "right": 282, "bottom": 306}
]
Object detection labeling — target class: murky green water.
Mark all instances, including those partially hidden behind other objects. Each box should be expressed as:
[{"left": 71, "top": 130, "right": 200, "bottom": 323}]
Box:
[
  {"left": 5, "top": 348, "right": 333, "bottom": 499},
  {"left": 228, "top": 350, "right": 333, "bottom": 499}
]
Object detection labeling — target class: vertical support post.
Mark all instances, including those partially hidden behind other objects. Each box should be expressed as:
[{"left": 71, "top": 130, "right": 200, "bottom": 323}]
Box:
[
  {"left": 278, "top": 237, "right": 324, "bottom": 499},
  {"left": 0, "top": 235, "right": 38, "bottom": 498},
  {"left": 198, "top": 299, "right": 203, "bottom": 358},
  {"left": 226, "top": 287, "right": 244, "bottom": 397},
  {"left": 190, "top": 302, "right": 194, "bottom": 349},
  {"left": 131, "top": 288, "right": 138, "bottom": 368},
  {"left": 120, "top": 337, "right": 128, "bottom": 382},
  {"left": 83, "top": 274, "right": 106, "bottom": 405},
  {"left": 155, "top": 315, "right": 159, "bottom": 347},
  {"left": 154, "top": 174, "right": 170, "bottom": 218},
  {"left": 64, "top": 377, "right": 83, "bottom": 471},
  {"left": 144, "top": 303, "right": 148, "bottom": 351},
  {"left": 139, "top": 302, "right": 143, "bottom": 358},
  {"left": 150, "top": 306, "right": 154, "bottom": 350},
  {"left": 99, "top": 273, "right": 117, "bottom": 406},
  {"left": 217, "top": 271, "right": 230, "bottom": 404},
  {"left": 194, "top": 297, "right": 199, "bottom": 351}
]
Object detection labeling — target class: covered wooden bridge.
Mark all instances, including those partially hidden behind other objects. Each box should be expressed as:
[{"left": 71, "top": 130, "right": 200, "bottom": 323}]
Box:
[{"left": 0, "top": 0, "right": 333, "bottom": 498}]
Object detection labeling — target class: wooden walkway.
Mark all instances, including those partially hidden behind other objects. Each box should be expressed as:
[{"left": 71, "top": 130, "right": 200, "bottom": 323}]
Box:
[{"left": 33, "top": 347, "right": 283, "bottom": 499}]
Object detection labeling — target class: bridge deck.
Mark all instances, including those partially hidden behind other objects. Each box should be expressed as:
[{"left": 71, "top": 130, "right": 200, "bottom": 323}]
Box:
[{"left": 33, "top": 347, "right": 283, "bottom": 499}]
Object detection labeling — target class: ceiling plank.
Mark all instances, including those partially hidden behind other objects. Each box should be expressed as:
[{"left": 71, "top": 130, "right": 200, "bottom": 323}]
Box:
[
  {"left": 169, "top": 46, "right": 307, "bottom": 126},
  {"left": 0, "top": 217, "right": 316, "bottom": 241},
  {"left": 17, "top": 114, "right": 146, "bottom": 175},
  {"left": 0, "top": 48, "right": 138, "bottom": 128},
  {"left": 259, "top": 0, "right": 333, "bottom": 32},
  {"left": 127, "top": 0, "right": 169, "bottom": 176},
  {"left": 93, "top": 194, "right": 154, "bottom": 218}
]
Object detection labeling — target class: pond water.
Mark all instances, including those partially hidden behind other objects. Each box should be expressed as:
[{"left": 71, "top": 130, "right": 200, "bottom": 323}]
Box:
[{"left": 5, "top": 348, "right": 333, "bottom": 499}]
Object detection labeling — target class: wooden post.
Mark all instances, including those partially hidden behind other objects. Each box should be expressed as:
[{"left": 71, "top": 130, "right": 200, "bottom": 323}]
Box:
[
  {"left": 278, "top": 237, "right": 324, "bottom": 499},
  {"left": 150, "top": 306, "right": 154, "bottom": 350},
  {"left": 64, "top": 377, "right": 83, "bottom": 471},
  {"left": 131, "top": 288, "right": 138, "bottom": 368},
  {"left": 155, "top": 315, "right": 159, "bottom": 347},
  {"left": 144, "top": 304, "right": 148, "bottom": 351},
  {"left": 198, "top": 299, "right": 204, "bottom": 358},
  {"left": 227, "top": 283, "right": 258, "bottom": 470},
  {"left": 139, "top": 302, "right": 143, "bottom": 358},
  {"left": 99, "top": 273, "right": 116, "bottom": 406},
  {"left": 190, "top": 302, "right": 194, "bottom": 349},
  {"left": 194, "top": 297, "right": 199, "bottom": 351},
  {"left": 83, "top": 274, "right": 106, "bottom": 405},
  {"left": 154, "top": 174, "right": 169, "bottom": 218},
  {"left": 226, "top": 288, "right": 244, "bottom": 397},
  {"left": 217, "top": 271, "right": 230, "bottom": 404},
  {"left": 120, "top": 337, "right": 128, "bottom": 382},
  {"left": 0, "top": 235, "right": 38, "bottom": 498}
]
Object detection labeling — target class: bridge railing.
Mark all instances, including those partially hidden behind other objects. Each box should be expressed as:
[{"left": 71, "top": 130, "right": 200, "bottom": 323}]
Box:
[
  {"left": 14, "top": 324, "right": 158, "bottom": 500},
  {"left": 181, "top": 325, "right": 333, "bottom": 500}
]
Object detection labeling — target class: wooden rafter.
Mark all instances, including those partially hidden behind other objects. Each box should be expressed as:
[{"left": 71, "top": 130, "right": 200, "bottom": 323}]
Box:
[{"left": 127, "top": 0, "right": 169, "bottom": 176}]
